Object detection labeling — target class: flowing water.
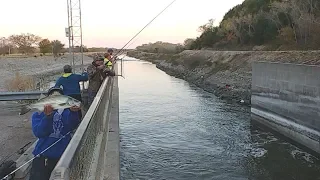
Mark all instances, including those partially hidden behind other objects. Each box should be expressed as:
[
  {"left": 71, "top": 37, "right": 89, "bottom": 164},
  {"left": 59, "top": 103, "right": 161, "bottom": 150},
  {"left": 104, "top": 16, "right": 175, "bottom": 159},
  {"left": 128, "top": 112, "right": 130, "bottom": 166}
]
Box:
[{"left": 119, "top": 59, "right": 320, "bottom": 180}]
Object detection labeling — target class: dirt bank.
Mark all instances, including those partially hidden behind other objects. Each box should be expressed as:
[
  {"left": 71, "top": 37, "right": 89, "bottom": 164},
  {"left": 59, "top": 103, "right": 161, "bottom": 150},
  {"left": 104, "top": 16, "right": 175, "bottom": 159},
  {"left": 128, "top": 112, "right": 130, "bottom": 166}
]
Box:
[
  {"left": 0, "top": 54, "right": 93, "bottom": 91},
  {"left": 0, "top": 54, "right": 93, "bottom": 163},
  {"left": 127, "top": 50, "right": 320, "bottom": 105}
]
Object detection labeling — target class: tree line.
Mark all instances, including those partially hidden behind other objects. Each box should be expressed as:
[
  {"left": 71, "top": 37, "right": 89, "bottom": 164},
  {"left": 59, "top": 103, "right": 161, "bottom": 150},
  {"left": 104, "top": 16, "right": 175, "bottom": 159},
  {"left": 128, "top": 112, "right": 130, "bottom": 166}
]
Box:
[
  {"left": 135, "top": 41, "right": 184, "bottom": 54},
  {"left": 0, "top": 33, "right": 123, "bottom": 57},
  {"left": 0, "top": 33, "right": 67, "bottom": 57},
  {"left": 186, "top": 0, "right": 320, "bottom": 51}
]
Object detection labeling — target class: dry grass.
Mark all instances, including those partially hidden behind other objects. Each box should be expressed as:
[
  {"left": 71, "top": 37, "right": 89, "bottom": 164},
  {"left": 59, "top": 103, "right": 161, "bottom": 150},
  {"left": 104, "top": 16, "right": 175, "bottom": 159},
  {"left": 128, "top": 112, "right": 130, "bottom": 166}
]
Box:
[
  {"left": 5, "top": 72, "right": 36, "bottom": 92},
  {"left": 0, "top": 53, "right": 57, "bottom": 59}
]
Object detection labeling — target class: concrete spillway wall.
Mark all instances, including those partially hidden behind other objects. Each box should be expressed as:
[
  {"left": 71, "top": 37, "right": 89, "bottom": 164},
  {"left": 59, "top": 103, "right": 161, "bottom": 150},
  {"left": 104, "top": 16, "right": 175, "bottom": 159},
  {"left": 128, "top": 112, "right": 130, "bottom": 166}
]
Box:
[{"left": 251, "top": 62, "right": 320, "bottom": 154}]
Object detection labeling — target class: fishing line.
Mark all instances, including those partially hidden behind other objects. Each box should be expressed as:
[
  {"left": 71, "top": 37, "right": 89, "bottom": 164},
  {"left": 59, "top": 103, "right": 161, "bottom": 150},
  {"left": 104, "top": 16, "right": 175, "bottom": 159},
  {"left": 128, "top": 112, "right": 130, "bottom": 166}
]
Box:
[
  {"left": 1, "top": 131, "right": 72, "bottom": 180},
  {"left": 114, "top": 0, "right": 177, "bottom": 58},
  {"left": 113, "top": 0, "right": 177, "bottom": 79}
]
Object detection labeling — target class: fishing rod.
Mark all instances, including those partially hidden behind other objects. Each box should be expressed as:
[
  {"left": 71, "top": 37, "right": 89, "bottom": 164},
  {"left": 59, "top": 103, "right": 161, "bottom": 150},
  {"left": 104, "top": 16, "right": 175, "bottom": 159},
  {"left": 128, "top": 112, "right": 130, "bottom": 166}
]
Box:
[
  {"left": 1, "top": 132, "right": 72, "bottom": 180},
  {"left": 114, "top": 0, "right": 177, "bottom": 58},
  {"left": 112, "top": 0, "right": 177, "bottom": 79}
]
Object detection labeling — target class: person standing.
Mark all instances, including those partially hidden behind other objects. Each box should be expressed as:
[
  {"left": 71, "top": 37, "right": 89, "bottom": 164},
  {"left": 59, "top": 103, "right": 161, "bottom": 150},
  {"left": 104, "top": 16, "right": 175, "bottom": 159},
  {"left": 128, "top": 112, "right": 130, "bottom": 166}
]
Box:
[
  {"left": 54, "top": 65, "right": 88, "bottom": 102},
  {"left": 104, "top": 53, "right": 113, "bottom": 69},
  {"left": 28, "top": 87, "right": 81, "bottom": 180},
  {"left": 87, "top": 56, "right": 108, "bottom": 106}
]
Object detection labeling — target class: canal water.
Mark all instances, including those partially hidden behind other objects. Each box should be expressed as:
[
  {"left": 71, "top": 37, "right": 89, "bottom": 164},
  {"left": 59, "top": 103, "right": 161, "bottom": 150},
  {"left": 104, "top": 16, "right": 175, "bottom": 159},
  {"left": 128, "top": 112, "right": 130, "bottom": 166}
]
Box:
[{"left": 119, "top": 59, "right": 320, "bottom": 180}]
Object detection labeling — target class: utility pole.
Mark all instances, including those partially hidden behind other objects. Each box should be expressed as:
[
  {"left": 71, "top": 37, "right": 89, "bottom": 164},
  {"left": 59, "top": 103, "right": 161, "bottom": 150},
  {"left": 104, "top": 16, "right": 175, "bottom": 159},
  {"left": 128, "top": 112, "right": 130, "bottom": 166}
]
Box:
[{"left": 66, "top": 0, "right": 84, "bottom": 74}]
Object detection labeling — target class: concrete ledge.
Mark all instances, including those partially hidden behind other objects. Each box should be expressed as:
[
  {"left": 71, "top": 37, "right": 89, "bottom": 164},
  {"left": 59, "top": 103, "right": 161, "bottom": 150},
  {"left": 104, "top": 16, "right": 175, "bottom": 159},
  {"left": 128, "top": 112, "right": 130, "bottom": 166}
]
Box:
[
  {"left": 103, "top": 76, "right": 120, "bottom": 180},
  {"left": 251, "top": 108, "right": 320, "bottom": 154},
  {"left": 14, "top": 141, "right": 37, "bottom": 180}
]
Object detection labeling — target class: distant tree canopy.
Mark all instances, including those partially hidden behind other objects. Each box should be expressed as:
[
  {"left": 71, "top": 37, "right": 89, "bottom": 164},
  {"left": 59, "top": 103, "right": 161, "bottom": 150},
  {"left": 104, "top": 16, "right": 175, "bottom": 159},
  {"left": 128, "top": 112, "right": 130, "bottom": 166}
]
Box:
[
  {"left": 39, "top": 39, "right": 52, "bottom": 54},
  {"left": 136, "top": 41, "right": 184, "bottom": 54},
  {"left": 0, "top": 33, "right": 99, "bottom": 56},
  {"left": 9, "top": 33, "right": 41, "bottom": 54},
  {"left": 188, "top": 0, "right": 320, "bottom": 50},
  {"left": 52, "top": 40, "right": 65, "bottom": 57},
  {"left": 0, "top": 37, "right": 14, "bottom": 55},
  {"left": 87, "top": 47, "right": 106, "bottom": 52}
]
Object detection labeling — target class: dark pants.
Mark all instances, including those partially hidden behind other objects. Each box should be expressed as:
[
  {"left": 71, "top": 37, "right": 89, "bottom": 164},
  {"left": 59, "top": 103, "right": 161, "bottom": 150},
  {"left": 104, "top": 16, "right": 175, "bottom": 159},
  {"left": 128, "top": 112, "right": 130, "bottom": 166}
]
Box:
[
  {"left": 29, "top": 156, "right": 59, "bottom": 180},
  {"left": 68, "top": 94, "right": 83, "bottom": 120},
  {"left": 88, "top": 90, "right": 97, "bottom": 107}
]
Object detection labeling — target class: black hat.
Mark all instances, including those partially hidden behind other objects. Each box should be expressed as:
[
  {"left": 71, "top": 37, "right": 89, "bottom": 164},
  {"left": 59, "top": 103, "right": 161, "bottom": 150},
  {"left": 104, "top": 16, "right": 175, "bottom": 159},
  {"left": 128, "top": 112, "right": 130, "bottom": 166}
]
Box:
[
  {"left": 47, "top": 87, "right": 64, "bottom": 96},
  {"left": 63, "top": 65, "right": 72, "bottom": 73}
]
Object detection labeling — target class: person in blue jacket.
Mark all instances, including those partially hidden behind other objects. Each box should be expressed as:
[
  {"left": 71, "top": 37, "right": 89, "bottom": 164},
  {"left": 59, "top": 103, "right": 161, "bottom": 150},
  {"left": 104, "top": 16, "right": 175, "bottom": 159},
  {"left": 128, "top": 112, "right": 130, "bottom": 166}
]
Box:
[
  {"left": 55, "top": 65, "right": 88, "bottom": 119},
  {"left": 29, "top": 87, "right": 81, "bottom": 180},
  {"left": 54, "top": 65, "right": 88, "bottom": 102}
]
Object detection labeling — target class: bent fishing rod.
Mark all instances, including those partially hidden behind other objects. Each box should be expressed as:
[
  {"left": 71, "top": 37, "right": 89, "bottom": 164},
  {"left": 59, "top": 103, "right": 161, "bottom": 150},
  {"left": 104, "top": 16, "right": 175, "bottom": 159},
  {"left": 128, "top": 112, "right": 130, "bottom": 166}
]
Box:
[{"left": 114, "top": 0, "right": 177, "bottom": 58}]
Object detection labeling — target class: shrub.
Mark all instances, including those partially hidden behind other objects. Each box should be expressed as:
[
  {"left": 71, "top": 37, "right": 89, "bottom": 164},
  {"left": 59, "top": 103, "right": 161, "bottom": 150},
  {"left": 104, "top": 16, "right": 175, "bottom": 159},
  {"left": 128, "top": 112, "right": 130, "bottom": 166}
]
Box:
[{"left": 5, "top": 72, "right": 36, "bottom": 92}]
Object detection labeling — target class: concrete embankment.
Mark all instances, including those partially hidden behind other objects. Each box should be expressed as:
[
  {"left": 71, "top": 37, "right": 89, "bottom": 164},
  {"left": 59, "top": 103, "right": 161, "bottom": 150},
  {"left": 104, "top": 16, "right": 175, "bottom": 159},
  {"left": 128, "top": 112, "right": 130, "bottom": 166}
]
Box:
[
  {"left": 127, "top": 50, "right": 320, "bottom": 105},
  {"left": 252, "top": 62, "right": 320, "bottom": 154}
]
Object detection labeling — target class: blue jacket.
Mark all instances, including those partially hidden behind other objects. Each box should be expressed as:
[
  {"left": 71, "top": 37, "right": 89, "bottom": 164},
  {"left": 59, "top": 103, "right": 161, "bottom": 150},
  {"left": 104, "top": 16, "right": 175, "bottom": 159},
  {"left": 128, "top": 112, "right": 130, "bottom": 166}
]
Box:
[
  {"left": 55, "top": 73, "right": 88, "bottom": 95},
  {"left": 31, "top": 109, "right": 81, "bottom": 159}
]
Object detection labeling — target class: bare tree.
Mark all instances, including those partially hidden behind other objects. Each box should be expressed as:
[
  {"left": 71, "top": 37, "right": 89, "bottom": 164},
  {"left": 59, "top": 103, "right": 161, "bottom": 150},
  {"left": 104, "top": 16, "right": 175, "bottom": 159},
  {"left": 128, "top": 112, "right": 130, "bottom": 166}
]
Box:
[
  {"left": 0, "top": 37, "right": 12, "bottom": 55},
  {"left": 270, "top": 0, "right": 320, "bottom": 45},
  {"left": 242, "top": 14, "right": 256, "bottom": 37},
  {"left": 198, "top": 19, "right": 215, "bottom": 33},
  {"left": 9, "top": 33, "right": 41, "bottom": 54},
  {"left": 52, "top": 40, "right": 65, "bottom": 57}
]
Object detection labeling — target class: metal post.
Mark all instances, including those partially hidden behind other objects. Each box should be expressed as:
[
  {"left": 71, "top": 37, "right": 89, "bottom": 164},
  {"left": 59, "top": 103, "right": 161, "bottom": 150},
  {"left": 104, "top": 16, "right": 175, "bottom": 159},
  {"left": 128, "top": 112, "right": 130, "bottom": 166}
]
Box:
[
  {"left": 67, "top": 0, "right": 72, "bottom": 67},
  {"left": 69, "top": 0, "right": 75, "bottom": 73},
  {"left": 66, "top": 0, "right": 84, "bottom": 74},
  {"left": 79, "top": 0, "right": 84, "bottom": 73}
]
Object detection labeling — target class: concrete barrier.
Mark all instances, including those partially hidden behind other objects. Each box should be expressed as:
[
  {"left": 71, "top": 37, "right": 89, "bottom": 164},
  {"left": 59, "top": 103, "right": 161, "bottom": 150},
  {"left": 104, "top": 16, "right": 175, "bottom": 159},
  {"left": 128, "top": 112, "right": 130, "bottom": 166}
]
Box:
[{"left": 251, "top": 62, "right": 320, "bottom": 154}]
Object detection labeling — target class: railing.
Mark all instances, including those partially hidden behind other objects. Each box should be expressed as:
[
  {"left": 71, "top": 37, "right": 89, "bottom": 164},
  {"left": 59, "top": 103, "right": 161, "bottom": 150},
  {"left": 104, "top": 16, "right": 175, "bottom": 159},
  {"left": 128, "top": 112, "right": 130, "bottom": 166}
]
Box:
[
  {"left": 0, "top": 91, "right": 46, "bottom": 101},
  {"left": 49, "top": 66, "right": 118, "bottom": 180},
  {"left": 0, "top": 81, "right": 87, "bottom": 101}
]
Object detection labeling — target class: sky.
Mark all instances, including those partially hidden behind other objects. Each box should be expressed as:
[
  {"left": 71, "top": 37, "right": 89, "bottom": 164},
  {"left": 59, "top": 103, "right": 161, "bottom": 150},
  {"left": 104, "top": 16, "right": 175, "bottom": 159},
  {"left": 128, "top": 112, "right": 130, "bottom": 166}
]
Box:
[{"left": 0, "top": 0, "right": 244, "bottom": 48}]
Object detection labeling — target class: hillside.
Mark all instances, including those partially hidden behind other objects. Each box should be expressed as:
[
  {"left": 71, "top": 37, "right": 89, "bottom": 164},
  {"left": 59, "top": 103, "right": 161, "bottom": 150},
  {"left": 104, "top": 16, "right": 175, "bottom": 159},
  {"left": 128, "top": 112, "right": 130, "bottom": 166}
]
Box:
[{"left": 188, "top": 0, "right": 320, "bottom": 51}]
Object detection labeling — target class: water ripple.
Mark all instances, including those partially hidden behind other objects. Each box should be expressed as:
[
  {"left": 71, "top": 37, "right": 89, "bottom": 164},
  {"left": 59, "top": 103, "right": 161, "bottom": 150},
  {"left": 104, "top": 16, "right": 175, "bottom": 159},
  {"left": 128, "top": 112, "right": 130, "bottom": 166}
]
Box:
[{"left": 119, "top": 61, "right": 320, "bottom": 180}]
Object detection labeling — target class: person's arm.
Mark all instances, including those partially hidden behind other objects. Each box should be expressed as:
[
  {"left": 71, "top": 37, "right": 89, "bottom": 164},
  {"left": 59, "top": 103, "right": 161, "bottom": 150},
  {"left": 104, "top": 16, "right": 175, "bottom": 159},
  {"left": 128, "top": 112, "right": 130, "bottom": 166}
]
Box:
[
  {"left": 76, "top": 72, "right": 89, "bottom": 82},
  {"left": 32, "top": 112, "right": 53, "bottom": 138},
  {"left": 87, "top": 65, "right": 100, "bottom": 79},
  {"left": 64, "top": 109, "right": 81, "bottom": 131},
  {"left": 102, "top": 67, "right": 115, "bottom": 77},
  {"left": 54, "top": 77, "right": 62, "bottom": 88}
]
